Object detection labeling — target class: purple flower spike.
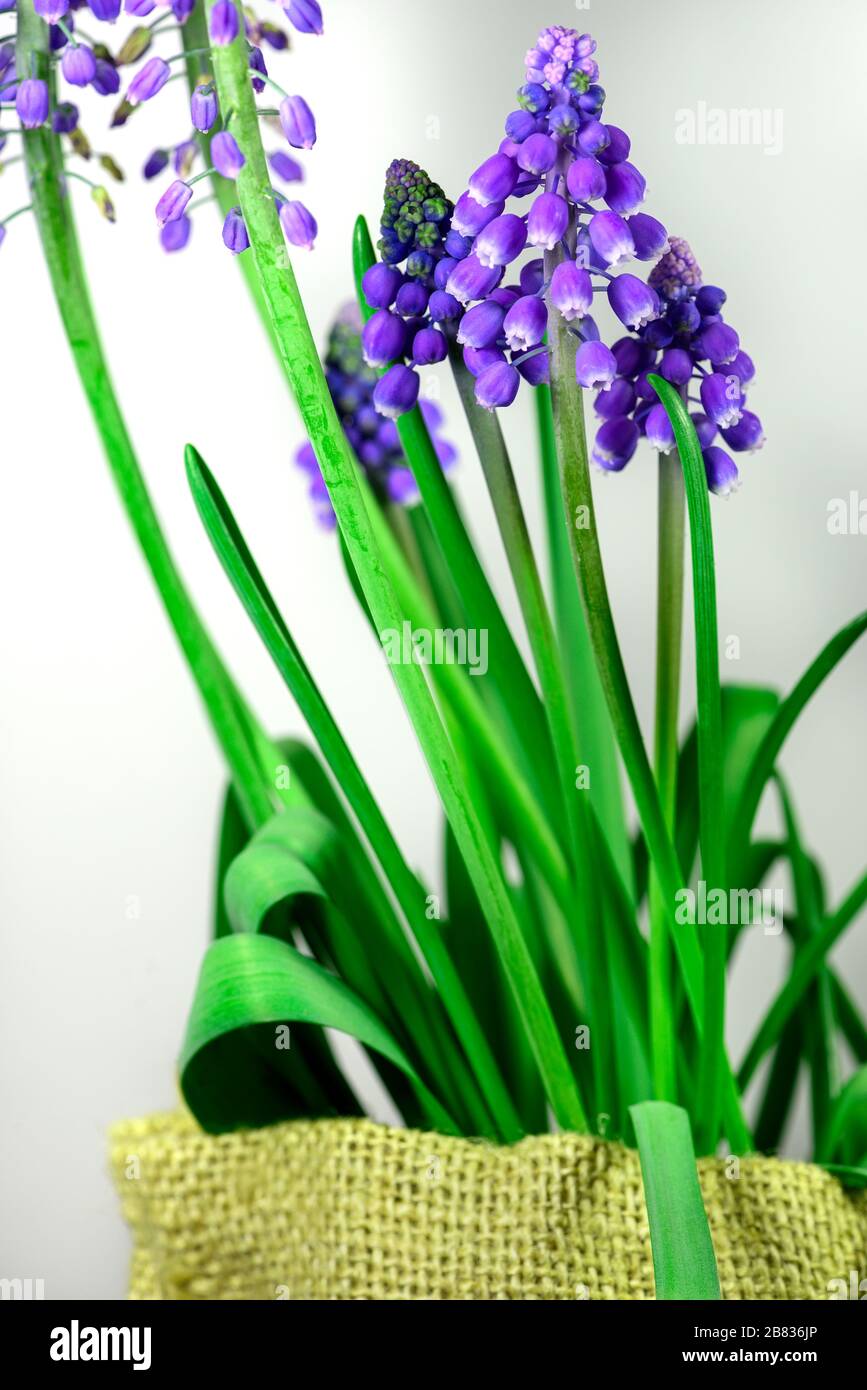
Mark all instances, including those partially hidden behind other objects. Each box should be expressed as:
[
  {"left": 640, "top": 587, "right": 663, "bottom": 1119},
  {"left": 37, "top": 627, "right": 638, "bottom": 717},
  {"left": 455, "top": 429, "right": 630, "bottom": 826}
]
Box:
[
  {"left": 284, "top": 0, "right": 323, "bottom": 34},
  {"left": 721, "top": 410, "right": 765, "bottom": 453},
  {"left": 279, "top": 94, "right": 316, "bottom": 149},
  {"left": 222, "top": 206, "right": 249, "bottom": 254},
  {"left": 575, "top": 340, "right": 617, "bottom": 391},
  {"left": 603, "top": 161, "right": 646, "bottom": 215},
  {"left": 659, "top": 347, "right": 693, "bottom": 386},
  {"left": 279, "top": 199, "right": 317, "bottom": 249},
  {"left": 645, "top": 402, "right": 676, "bottom": 454},
  {"left": 211, "top": 131, "right": 245, "bottom": 179},
  {"left": 128, "top": 56, "right": 170, "bottom": 103},
  {"left": 700, "top": 371, "right": 743, "bottom": 429},
  {"left": 35, "top": 0, "right": 69, "bottom": 23},
  {"left": 593, "top": 417, "right": 640, "bottom": 472},
  {"left": 550, "top": 259, "right": 593, "bottom": 321},
  {"left": 269, "top": 150, "right": 303, "bottom": 183},
  {"left": 160, "top": 215, "right": 192, "bottom": 253},
  {"left": 702, "top": 446, "right": 740, "bottom": 496},
  {"left": 608, "top": 274, "right": 660, "bottom": 330},
  {"left": 191, "top": 84, "right": 218, "bottom": 134},
  {"left": 362, "top": 263, "right": 402, "bottom": 311},
  {"left": 412, "top": 327, "right": 448, "bottom": 365},
  {"left": 16, "top": 79, "right": 49, "bottom": 130},
  {"left": 61, "top": 44, "right": 96, "bottom": 88},
  {"left": 628, "top": 213, "right": 668, "bottom": 261},
  {"left": 362, "top": 310, "right": 406, "bottom": 368},
  {"left": 210, "top": 0, "right": 239, "bottom": 45},
  {"left": 468, "top": 153, "right": 518, "bottom": 207},
  {"left": 447, "top": 254, "right": 503, "bottom": 306},
  {"left": 155, "top": 179, "right": 192, "bottom": 228},
  {"left": 588, "top": 210, "right": 634, "bottom": 268},
  {"left": 503, "top": 295, "right": 548, "bottom": 353},
  {"left": 457, "top": 299, "right": 505, "bottom": 350},
  {"left": 451, "top": 191, "right": 504, "bottom": 237},
  {"left": 88, "top": 0, "right": 121, "bottom": 17},
  {"left": 527, "top": 191, "right": 569, "bottom": 249},
  {"left": 475, "top": 361, "right": 520, "bottom": 411},
  {"left": 698, "top": 321, "right": 740, "bottom": 367},
  {"left": 566, "top": 156, "right": 606, "bottom": 203},
  {"left": 474, "top": 212, "right": 527, "bottom": 268},
  {"left": 517, "top": 132, "right": 558, "bottom": 175},
  {"left": 373, "top": 363, "right": 419, "bottom": 419}
]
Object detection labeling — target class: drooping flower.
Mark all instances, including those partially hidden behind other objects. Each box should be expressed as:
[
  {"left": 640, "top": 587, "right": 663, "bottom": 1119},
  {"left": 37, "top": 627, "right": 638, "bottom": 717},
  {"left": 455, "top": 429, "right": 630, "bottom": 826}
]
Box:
[
  {"left": 209, "top": 0, "right": 239, "bottom": 46},
  {"left": 588, "top": 237, "right": 763, "bottom": 493},
  {"left": 211, "top": 131, "right": 245, "bottom": 179},
  {"left": 16, "top": 79, "right": 50, "bottom": 129},
  {"left": 278, "top": 198, "right": 317, "bottom": 250},
  {"left": 222, "top": 205, "right": 249, "bottom": 254},
  {"left": 295, "top": 304, "right": 457, "bottom": 525},
  {"left": 279, "top": 94, "right": 316, "bottom": 149},
  {"left": 284, "top": 0, "right": 323, "bottom": 35}
]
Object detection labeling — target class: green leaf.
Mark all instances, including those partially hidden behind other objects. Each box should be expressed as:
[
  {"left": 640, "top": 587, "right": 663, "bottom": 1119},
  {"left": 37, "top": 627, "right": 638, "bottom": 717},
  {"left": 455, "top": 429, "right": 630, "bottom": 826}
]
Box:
[
  {"left": 630, "top": 1101, "right": 721, "bottom": 1300},
  {"left": 820, "top": 1065, "right": 867, "bottom": 1167},
  {"left": 180, "top": 932, "right": 458, "bottom": 1135}
]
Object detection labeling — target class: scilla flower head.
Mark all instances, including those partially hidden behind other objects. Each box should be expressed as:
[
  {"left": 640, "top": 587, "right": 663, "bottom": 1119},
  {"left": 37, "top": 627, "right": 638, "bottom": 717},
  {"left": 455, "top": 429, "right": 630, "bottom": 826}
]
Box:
[
  {"left": 588, "top": 236, "right": 763, "bottom": 493},
  {"left": 296, "top": 304, "right": 457, "bottom": 524},
  {"left": 446, "top": 25, "right": 669, "bottom": 412}
]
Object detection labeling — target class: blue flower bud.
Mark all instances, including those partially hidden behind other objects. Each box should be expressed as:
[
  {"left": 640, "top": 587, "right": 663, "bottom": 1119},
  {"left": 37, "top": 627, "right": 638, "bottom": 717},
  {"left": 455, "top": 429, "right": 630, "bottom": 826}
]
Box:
[
  {"left": 468, "top": 153, "right": 518, "bottom": 207},
  {"left": 362, "top": 262, "right": 402, "bottom": 310},
  {"left": 691, "top": 413, "right": 717, "bottom": 448},
  {"left": 698, "top": 321, "right": 739, "bottom": 366},
  {"left": 444, "top": 229, "right": 473, "bottom": 260},
  {"left": 645, "top": 402, "right": 676, "bottom": 454},
  {"left": 222, "top": 206, "right": 249, "bottom": 254},
  {"left": 603, "top": 161, "right": 646, "bottom": 215},
  {"left": 608, "top": 274, "right": 660, "bottom": 330},
  {"left": 143, "top": 148, "right": 169, "bottom": 179},
  {"left": 447, "top": 254, "right": 503, "bottom": 305},
  {"left": 433, "top": 258, "right": 457, "bottom": 290},
  {"left": 16, "top": 77, "right": 49, "bottom": 128},
  {"left": 503, "top": 295, "right": 547, "bottom": 352},
  {"left": 474, "top": 361, "right": 520, "bottom": 411},
  {"left": 279, "top": 94, "right": 316, "bottom": 149},
  {"left": 575, "top": 340, "right": 617, "bottom": 390},
  {"left": 191, "top": 83, "right": 218, "bottom": 134},
  {"left": 395, "top": 281, "right": 429, "bottom": 316},
  {"left": 588, "top": 210, "right": 635, "bottom": 268},
  {"left": 644, "top": 320, "right": 673, "bottom": 349},
  {"left": 412, "top": 327, "right": 448, "bottom": 365},
  {"left": 517, "top": 82, "right": 549, "bottom": 114},
  {"left": 628, "top": 213, "right": 668, "bottom": 262},
  {"left": 269, "top": 150, "right": 303, "bottom": 183},
  {"left": 457, "top": 299, "right": 505, "bottom": 349},
  {"left": 92, "top": 59, "right": 120, "bottom": 96},
  {"left": 702, "top": 445, "right": 739, "bottom": 495},
  {"left": 578, "top": 83, "right": 605, "bottom": 115},
  {"left": 515, "top": 348, "right": 549, "bottom": 385},
  {"left": 667, "top": 298, "right": 701, "bottom": 336},
  {"left": 211, "top": 130, "right": 245, "bottom": 178},
  {"left": 463, "top": 346, "right": 505, "bottom": 377},
  {"left": 451, "top": 191, "right": 504, "bottom": 237},
  {"left": 505, "top": 109, "right": 537, "bottom": 142},
  {"left": 284, "top": 0, "right": 323, "bottom": 35},
  {"left": 659, "top": 347, "right": 693, "bottom": 386},
  {"left": 598, "top": 124, "right": 630, "bottom": 165},
  {"left": 517, "top": 132, "right": 558, "bottom": 176},
  {"left": 279, "top": 198, "right": 317, "bottom": 249},
  {"left": 527, "top": 191, "right": 569, "bottom": 249},
  {"left": 128, "top": 56, "right": 169, "bottom": 103},
  {"left": 373, "top": 363, "right": 419, "bottom": 419},
  {"left": 361, "top": 309, "right": 406, "bottom": 367},
  {"left": 730, "top": 350, "right": 755, "bottom": 386},
  {"left": 611, "top": 336, "right": 644, "bottom": 376},
  {"left": 426, "top": 289, "right": 460, "bottom": 324},
  {"left": 594, "top": 378, "right": 635, "bottom": 420},
  {"left": 210, "top": 0, "right": 238, "bottom": 46},
  {"left": 720, "top": 410, "right": 764, "bottom": 453},
  {"left": 52, "top": 102, "right": 79, "bottom": 134},
  {"left": 519, "top": 259, "right": 544, "bottom": 295},
  {"left": 696, "top": 285, "right": 726, "bottom": 315},
  {"left": 566, "top": 156, "right": 606, "bottom": 203},
  {"left": 249, "top": 46, "right": 267, "bottom": 93},
  {"left": 700, "top": 371, "right": 743, "bottom": 428},
  {"left": 155, "top": 178, "right": 191, "bottom": 227},
  {"left": 160, "top": 214, "right": 191, "bottom": 253},
  {"left": 593, "top": 417, "right": 639, "bottom": 471},
  {"left": 474, "top": 212, "right": 527, "bottom": 268},
  {"left": 548, "top": 103, "right": 578, "bottom": 137},
  {"left": 550, "top": 259, "right": 593, "bottom": 321}
]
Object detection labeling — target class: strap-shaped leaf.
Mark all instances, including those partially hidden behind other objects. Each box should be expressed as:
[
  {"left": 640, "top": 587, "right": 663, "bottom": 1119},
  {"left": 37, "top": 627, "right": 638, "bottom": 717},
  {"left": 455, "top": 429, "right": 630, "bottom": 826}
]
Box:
[
  {"left": 180, "top": 932, "right": 458, "bottom": 1135},
  {"left": 631, "top": 1100, "right": 721, "bottom": 1300}
]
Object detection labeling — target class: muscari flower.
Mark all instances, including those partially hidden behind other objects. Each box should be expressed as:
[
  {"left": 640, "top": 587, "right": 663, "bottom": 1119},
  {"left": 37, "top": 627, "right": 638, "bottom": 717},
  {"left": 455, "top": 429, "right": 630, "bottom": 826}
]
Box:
[
  {"left": 211, "top": 130, "right": 245, "bottom": 179},
  {"left": 210, "top": 0, "right": 239, "bottom": 46},
  {"left": 16, "top": 79, "right": 50, "bottom": 129},
  {"left": 588, "top": 237, "right": 763, "bottom": 494},
  {"left": 443, "top": 26, "right": 669, "bottom": 412},
  {"left": 295, "top": 304, "right": 457, "bottom": 525},
  {"left": 284, "top": 0, "right": 323, "bottom": 35},
  {"left": 278, "top": 198, "right": 317, "bottom": 249}
]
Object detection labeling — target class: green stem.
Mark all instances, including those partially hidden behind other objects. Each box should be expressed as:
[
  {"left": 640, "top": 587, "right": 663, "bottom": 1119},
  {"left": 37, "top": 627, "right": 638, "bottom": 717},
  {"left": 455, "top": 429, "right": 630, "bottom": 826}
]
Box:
[
  {"left": 16, "top": 0, "right": 271, "bottom": 832},
  {"left": 650, "top": 452, "right": 685, "bottom": 1102},
  {"left": 205, "top": 1, "right": 585, "bottom": 1135}
]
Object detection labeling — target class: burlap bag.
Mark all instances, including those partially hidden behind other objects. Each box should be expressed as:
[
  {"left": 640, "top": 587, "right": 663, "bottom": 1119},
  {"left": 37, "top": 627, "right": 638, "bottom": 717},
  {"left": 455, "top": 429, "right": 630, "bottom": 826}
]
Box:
[{"left": 109, "top": 1110, "right": 867, "bottom": 1300}]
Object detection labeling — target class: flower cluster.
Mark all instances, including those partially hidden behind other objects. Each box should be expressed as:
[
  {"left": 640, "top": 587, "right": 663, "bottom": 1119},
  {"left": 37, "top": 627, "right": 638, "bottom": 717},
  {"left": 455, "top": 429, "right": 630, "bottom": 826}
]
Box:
[
  {"left": 296, "top": 302, "right": 457, "bottom": 525},
  {"left": 1, "top": 0, "right": 127, "bottom": 245},
  {"left": 359, "top": 157, "right": 457, "bottom": 419},
  {"left": 588, "top": 236, "right": 763, "bottom": 494},
  {"left": 122, "top": 0, "right": 322, "bottom": 255},
  {"left": 443, "top": 26, "right": 669, "bottom": 414}
]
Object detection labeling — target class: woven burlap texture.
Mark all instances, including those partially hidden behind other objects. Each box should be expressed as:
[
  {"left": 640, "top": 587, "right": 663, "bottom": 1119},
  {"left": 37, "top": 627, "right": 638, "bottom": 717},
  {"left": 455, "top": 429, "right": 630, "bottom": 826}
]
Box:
[{"left": 109, "top": 1110, "right": 867, "bottom": 1300}]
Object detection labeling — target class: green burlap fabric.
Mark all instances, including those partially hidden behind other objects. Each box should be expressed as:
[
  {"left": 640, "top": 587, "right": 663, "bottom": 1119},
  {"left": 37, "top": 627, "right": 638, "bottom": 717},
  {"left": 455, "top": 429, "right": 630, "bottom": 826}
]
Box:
[{"left": 109, "top": 1110, "right": 867, "bottom": 1300}]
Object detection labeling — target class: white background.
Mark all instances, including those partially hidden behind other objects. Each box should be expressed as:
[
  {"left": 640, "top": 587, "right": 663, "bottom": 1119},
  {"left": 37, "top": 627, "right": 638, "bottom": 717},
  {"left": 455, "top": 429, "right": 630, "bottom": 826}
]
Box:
[{"left": 2, "top": 0, "right": 866, "bottom": 1298}]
